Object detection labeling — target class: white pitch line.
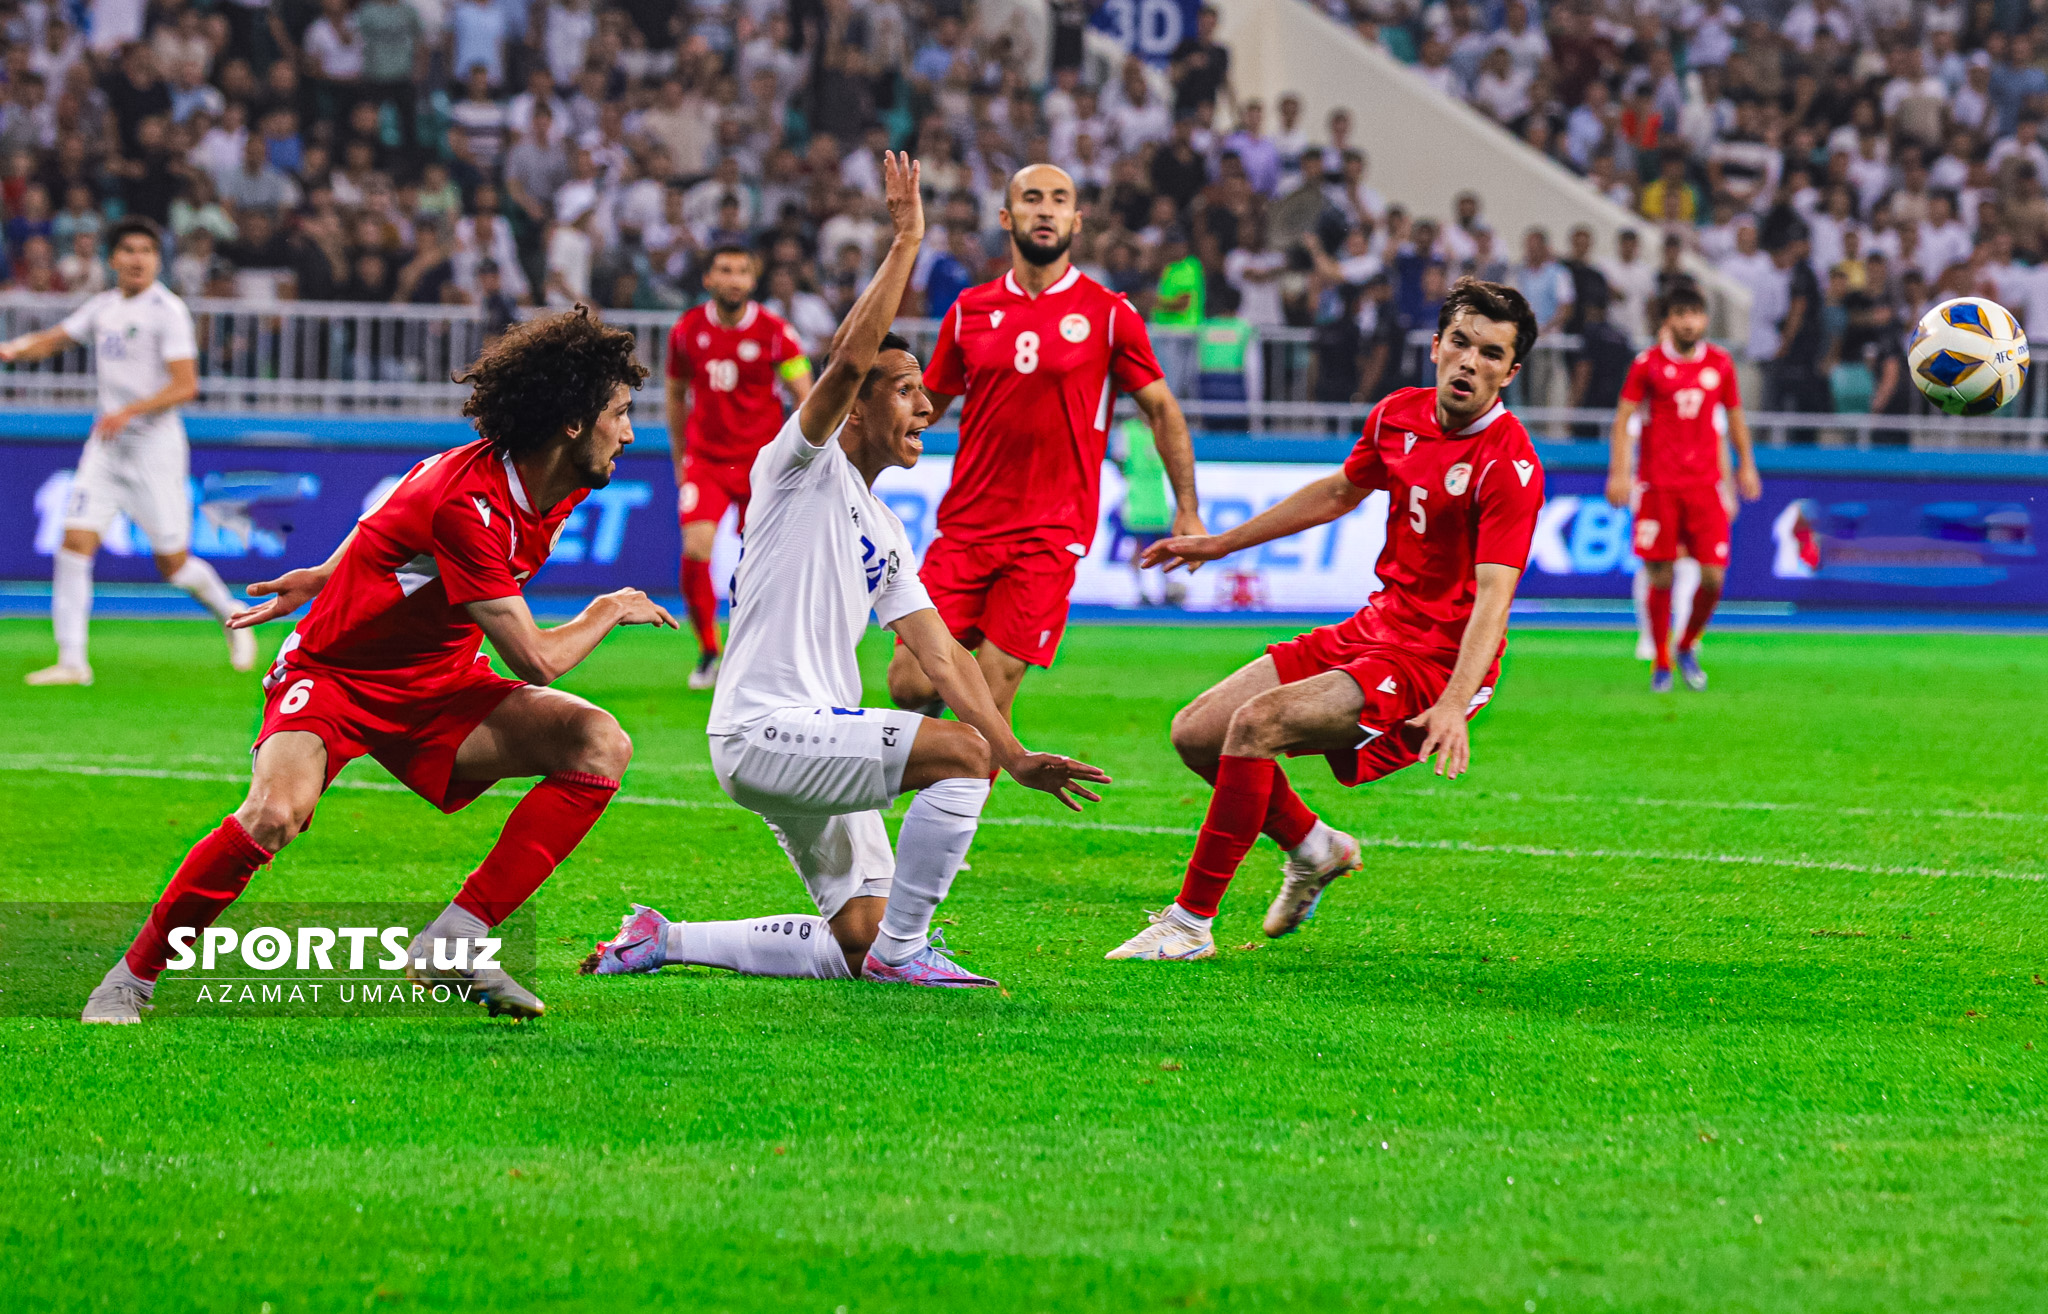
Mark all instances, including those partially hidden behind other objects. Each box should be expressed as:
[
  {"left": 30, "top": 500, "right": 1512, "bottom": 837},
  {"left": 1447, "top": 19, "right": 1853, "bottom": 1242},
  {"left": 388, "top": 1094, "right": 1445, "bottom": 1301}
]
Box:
[{"left": 5, "top": 759, "right": 2045, "bottom": 883}]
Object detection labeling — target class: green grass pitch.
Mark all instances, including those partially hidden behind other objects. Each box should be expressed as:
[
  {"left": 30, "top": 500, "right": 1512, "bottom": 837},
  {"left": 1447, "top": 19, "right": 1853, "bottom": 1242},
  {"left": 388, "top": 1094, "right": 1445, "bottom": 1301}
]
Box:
[{"left": 2, "top": 615, "right": 2045, "bottom": 1312}]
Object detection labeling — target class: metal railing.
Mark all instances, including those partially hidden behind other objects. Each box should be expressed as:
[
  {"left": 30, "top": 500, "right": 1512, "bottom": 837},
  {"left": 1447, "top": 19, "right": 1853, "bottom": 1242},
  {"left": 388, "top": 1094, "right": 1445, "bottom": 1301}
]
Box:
[{"left": 0, "top": 291, "right": 2042, "bottom": 451}]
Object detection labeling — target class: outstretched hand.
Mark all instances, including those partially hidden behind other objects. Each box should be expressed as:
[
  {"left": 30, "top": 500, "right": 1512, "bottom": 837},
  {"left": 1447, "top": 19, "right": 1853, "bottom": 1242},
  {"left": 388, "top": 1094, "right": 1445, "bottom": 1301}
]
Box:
[
  {"left": 1405, "top": 700, "right": 1471, "bottom": 779},
  {"left": 1139, "top": 533, "right": 1231, "bottom": 574},
  {"left": 882, "top": 149, "right": 923, "bottom": 242},
  {"left": 601, "top": 587, "right": 680, "bottom": 629},
  {"left": 1004, "top": 751, "right": 1112, "bottom": 812},
  {"left": 229, "top": 567, "right": 330, "bottom": 629}
]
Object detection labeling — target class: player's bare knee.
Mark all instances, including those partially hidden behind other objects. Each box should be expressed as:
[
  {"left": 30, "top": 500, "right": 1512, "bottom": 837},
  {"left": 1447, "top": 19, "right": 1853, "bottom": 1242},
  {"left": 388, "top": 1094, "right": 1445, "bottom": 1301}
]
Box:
[
  {"left": 1223, "top": 696, "right": 1291, "bottom": 757},
  {"left": 235, "top": 797, "right": 301, "bottom": 852},
  {"left": 1170, "top": 704, "right": 1221, "bottom": 771},
  {"left": 936, "top": 723, "right": 991, "bottom": 779},
  {"left": 569, "top": 710, "right": 632, "bottom": 778},
  {"left": 1700, "top": 566, "right": 1727, "bottom": 590},
  {"left": 1646, "top": 561, "right": 1675, "bottom": 588}
]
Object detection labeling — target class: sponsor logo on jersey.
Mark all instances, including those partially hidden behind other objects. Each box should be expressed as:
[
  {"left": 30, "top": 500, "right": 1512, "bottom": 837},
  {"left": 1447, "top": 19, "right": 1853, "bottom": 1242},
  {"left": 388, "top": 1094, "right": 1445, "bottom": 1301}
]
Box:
[
  {"left": 737, "top": 340, "right": 761, "bottom": 362},
  {"left": 1060, "top": 313, "right": 1090, "bottom": 343},
  {"left": 1513, "top": 459, "right": 1535, "bottom": 486},
  {"left": 1698, "top": 366, "right": 1721, "bottom": 390},
  {"left": 1443, "top": 462, "right": 1472, "bottom": 496}
]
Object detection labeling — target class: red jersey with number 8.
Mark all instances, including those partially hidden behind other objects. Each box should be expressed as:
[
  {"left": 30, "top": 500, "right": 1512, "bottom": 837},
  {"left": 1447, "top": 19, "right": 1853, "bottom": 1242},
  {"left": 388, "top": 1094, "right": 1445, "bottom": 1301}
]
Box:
[
  {"left": 1339, "top": 387, "right": 1546, "bottom": 655},
  {"left": 665, "top": 301, "right": 806, "bottom": 464},
  {"left": 1620, "top": 341, "right": 1739, "bottom": 489},
  {"left": 922, "top": 267, "right": 1164, "bottom": 551}
]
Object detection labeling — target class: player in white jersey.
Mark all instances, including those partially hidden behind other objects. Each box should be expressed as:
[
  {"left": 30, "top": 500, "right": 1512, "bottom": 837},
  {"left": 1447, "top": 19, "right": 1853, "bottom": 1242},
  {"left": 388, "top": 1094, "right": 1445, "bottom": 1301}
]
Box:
[
  {"left": 581, "top": 153, "right": 1109, "bottom": 988},
  {"left": 3, "top": 217, "right": 253, "bottom": 686}
]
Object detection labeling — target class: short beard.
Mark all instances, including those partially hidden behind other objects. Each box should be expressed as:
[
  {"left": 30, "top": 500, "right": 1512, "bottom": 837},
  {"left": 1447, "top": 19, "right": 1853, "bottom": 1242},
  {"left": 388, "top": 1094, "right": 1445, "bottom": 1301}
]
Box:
[
  {"left": 1010, "top": 228, "right": 1073, "bottom": 268},
  {"left": 713, "top": 291, "right": 748, "bottom": 314}
]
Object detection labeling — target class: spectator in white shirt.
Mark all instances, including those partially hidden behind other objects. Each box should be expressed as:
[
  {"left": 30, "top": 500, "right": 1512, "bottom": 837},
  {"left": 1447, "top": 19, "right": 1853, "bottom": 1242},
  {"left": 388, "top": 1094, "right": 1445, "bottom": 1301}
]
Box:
[
  {"left": 1917, "top": 191, "right": 1974, "bottom": 280},
  {"left": 1106, "top": 58, "right": 1172, "bottom": 152},
  {"left": 1224, "top": 219, "right": 1286, "bottom": 326},
  {"left": 1470, "top": 46, "right": 1532, "bottom": 124},
  {"left": 1413, "top": 37, "right": 1461, "bottom": 100},
  {"left": 1493, "top": 0, "right": 1550, "bottom": 78}
]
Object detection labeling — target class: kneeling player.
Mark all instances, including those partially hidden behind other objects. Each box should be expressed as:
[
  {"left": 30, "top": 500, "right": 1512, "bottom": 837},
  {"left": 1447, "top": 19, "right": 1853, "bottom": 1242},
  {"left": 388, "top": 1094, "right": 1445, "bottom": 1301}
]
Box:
[
  {"left": 81, "top": 310, "right": 677, "bottom": 1023},
  {"left": 583, "top": 154, "right": 1107, "bottom": 988},
  {"left": 1108, "top": 278, "right": 1546, "bottom": 960}
]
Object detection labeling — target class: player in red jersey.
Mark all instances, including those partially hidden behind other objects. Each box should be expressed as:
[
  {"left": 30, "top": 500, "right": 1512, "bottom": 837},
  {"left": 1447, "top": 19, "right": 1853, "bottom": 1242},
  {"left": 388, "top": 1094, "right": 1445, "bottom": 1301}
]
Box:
[
  {"left": 1606, "top": 283, "right": 1761, "bottom": 693},
  {"left": 77, "top": 310, "right": 678, "bottom": 1024},
  {"left": 885, "top": 163, "right": 1204, "bottom": 722},
  {"left": 1105, "top": 279, "right": 1547, "bottom": 961},
  {"left": 666, "top": 245, "right": 814, "bottom": 689}
]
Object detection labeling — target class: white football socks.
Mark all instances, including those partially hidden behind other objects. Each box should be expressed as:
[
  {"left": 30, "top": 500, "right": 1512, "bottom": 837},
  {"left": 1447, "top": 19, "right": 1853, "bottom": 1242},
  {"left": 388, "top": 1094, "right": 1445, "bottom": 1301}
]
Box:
[
  {"left": 664, "top": 916, "right": 850, "bottom": 979},
  {"left": 1166, "top": 901, "right": 1212, "bottom": 931},
  {"left": 871, "top": 775, "right": 990, "bottom": 967},
  {"left": 52, "top": 547, "right": 92, "bottom": 669},
  {"left": 168, "top": 555, "right": 236, "bottom": 623}
]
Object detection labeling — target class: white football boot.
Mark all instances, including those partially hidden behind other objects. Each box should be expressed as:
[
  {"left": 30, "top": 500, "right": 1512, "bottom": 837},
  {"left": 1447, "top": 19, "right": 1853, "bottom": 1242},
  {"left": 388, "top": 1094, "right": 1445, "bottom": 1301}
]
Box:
[
  {"left": 25, "top": 663, "right": 93, "bottom": 686},
  {"left": 1105, "top": 907, "right": 1216, "bottom": 961},
  {"left": 227, "top": 624, "right": 258, "bottom": 672},
  {"left": 687, "top": 652, "right": 722, "bottom": 691},
  {"left": 81, "top": 977, "right": 150, "bottom": 1024},
  {"left": 1263, "top": 822, "right": 1362, "bottom": 938},
  {"left": 405, "top": 930, "right": 545, "bottom": 1018}
]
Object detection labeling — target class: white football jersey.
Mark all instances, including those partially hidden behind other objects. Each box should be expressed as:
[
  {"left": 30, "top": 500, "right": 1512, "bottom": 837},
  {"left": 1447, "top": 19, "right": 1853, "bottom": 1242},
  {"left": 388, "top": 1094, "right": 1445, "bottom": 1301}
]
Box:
[
  {"left": 707, "top": 409, "right": 934, "bottom": 736},
  {"left": 60, "top": 282, "right": 198, "bottom": 447}
]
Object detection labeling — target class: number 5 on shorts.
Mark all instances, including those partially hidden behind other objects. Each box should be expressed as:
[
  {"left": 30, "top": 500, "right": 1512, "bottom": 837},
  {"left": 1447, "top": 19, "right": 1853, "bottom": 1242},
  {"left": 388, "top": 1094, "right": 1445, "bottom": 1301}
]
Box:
[{"left": 280, "top": 679, "right": 314, "bottom": 714}]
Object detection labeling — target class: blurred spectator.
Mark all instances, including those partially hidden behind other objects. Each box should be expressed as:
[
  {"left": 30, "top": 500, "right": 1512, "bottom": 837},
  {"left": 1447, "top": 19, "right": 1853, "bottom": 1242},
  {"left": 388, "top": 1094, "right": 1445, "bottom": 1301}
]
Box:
[{"left": 1152, "top": 226, "right": 1204, "bottom": 326}]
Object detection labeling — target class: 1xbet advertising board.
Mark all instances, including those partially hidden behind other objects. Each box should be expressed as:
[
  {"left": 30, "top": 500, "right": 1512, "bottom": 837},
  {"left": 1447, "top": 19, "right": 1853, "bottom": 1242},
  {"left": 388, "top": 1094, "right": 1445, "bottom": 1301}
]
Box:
[{"left": 6, "top": 441, "right": 2044, "bottom": 610}]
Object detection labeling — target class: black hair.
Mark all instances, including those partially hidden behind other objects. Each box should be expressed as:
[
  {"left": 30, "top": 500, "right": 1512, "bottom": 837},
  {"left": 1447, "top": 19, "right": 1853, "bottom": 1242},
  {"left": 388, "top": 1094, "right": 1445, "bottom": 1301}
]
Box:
[
  {"left": 705, "top": 243, "right": 755, "bottom": 266},
  {"left": 1659, "top": 282, "right": 1708, "bottom": 319},
  {"left": 858, "top": 331, "right": 917, "bottom": 398},
  {"left": 1437, "top": 276, "right": 1540, "bottom": 365},
  {"left": 458, "top": 306, "right": 648, "bottom": 456},
  {"left": 106, "top": 215, "right": 163, "bottom": 253},
  {"left": 1210, "top": 283, "right": 1243, "bottom": 316}
]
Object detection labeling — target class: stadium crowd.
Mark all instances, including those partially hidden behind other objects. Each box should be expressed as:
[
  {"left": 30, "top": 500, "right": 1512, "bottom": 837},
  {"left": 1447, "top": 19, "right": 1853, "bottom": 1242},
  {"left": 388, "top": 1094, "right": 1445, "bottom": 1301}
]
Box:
[{"left": 1325, "top": 0, "right": 2048, "bottom": 414}]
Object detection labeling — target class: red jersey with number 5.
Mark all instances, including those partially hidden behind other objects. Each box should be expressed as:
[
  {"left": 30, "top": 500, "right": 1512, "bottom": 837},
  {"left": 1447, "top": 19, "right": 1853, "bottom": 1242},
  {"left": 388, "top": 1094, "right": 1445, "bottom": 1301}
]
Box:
[
  {"left": 665, "top": 301, "right": 806, "bottom": 464},
  {"left": 1621, "top": 341, "right": 1739, "bottom": 489},
  {"left": 1340, "top": 387, "right": 1546, "bottom": 655},
  {"left": 288, "top": 439, "right": 586, "bottom": 683},
  {"left": 923, "top": 267, "right": 1165, "bottom": 551}
]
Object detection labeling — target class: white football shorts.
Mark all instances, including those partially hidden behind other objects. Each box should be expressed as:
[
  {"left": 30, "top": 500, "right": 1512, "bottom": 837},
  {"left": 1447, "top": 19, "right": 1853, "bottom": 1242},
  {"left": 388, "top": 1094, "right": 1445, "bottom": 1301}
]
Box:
[
  {"left": 710, "top": 706, "right": 925, "bottom": 919},
  {"left": 64, "top": 436, "right": 193, "bottom": 554}
]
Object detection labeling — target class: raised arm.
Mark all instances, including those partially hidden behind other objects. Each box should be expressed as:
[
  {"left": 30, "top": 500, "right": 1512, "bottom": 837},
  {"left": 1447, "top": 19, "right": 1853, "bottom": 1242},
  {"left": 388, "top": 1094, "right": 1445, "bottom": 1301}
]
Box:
[
  {"left": 467, "top": 589, "right": 677, "bottom": 687},
  {"left": 890, "top": 606, "right": 1111, "bottom": 810},
  {"left": 1130, "top": 378, "right": 1206, "bottom": 543},
  {"left": 1139, "top": 469, "right": 1368, "bottom": 572},
  {"left": 798, "top": 152, "right": 924, "bottom": 444}
]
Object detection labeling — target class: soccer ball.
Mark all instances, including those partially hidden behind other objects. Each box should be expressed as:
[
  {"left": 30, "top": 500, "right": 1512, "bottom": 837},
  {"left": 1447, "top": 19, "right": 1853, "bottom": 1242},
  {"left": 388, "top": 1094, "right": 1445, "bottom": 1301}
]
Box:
[{"left": 1908, "top": 297, "right": 2030, "bottom": 416}]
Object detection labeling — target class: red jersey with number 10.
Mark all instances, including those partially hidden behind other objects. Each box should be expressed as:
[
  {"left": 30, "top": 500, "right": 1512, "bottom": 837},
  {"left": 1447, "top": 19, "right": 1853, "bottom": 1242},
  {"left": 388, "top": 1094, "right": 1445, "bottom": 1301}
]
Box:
[
  {"left": 290, "top": 439, "right": 586, "bottom": 683},
  {"left": 1620, "top": 340, "right": 1739, "bottom": 489},
  {"left": 1340, "top": 387, "right": 1546, "bottom": 655},
  {"left": 923, "top": 267, "right": 1165, "bottom": 551},
  {"left": 665, "top": 301, "right": 806, "bottom": 464}
]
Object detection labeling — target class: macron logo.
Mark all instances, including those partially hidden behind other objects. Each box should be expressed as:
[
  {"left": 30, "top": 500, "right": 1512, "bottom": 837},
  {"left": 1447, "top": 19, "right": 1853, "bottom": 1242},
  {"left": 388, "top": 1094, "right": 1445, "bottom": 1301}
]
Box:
[
  {"left": 991, "top": 310, "right": 1005, "bottom": 328},
  {"left": 1513, "top": 460, "right": 1535, "bottom": 486},
  {"left": 1403, "top": 434, "right": 1417, "bottom": 454},
  {"left": 472, "top": 496, "right": 492, "bottom": 526},
  {"left": 1376, "top": 676, "right": 1398, "bottom": 694}
]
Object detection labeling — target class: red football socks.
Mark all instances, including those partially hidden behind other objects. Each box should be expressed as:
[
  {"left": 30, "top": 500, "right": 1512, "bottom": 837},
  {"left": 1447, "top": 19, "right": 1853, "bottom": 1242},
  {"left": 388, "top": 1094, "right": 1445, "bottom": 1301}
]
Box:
[
  {"left": 680, "top": 556, "right": 720, "bottom": 656},
  {"left": 124, "top": 815, "right": 273, "bottom": 981},
  {"left": 454, "top": 772, "right": 620, "bottom": 925},
  {"left": 1679, "top": 581, "right": 1722, "bottom": 652},
  {"left": 1177, "top": 755, "right": 1277, "bottom": 918},
  {"left": 1646, "top": 584, "right": 1673, "bottom": 670},
  {"left": 1188, "top": 759, "right": 1319, "bottom": 851}
]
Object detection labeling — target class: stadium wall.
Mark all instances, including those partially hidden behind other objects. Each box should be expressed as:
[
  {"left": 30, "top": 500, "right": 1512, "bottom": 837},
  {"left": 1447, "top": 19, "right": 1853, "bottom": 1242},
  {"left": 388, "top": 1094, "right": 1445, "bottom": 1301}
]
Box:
[{"left": 4, "top": 414, "right": 2044, "bottom": 614}]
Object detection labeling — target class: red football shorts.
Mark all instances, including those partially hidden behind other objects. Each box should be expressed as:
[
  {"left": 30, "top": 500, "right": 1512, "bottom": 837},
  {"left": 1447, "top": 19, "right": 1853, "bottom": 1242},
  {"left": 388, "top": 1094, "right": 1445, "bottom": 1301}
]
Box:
[
  {"left": 256, "top": 647, "right": 523, "bottom": 816},
  {"left": 679, "top": 454, "right": 754, "bottom": 531},
  {"left": 1268, "top": 615, "right": 1499, "bottom": 787},
  {"left": 1632, "top": 483, "right": 1730, "bottom": 565},
  {"left": 912, "top": 536, "right": 1080, "bottom": 668}
]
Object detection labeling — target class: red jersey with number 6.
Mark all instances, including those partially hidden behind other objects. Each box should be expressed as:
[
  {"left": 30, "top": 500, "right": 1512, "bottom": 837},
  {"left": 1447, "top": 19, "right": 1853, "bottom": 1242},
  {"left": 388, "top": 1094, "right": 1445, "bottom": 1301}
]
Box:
[
  {"left": 1339, "top": 387, "right": 1546, "bottom": 656},
  {"left": 665, "top": 301, "right": 806, "bottom": 464},
  {"left": 1621, "top": 341, "right": 1739, "bottom": 489},
  {"left": 288, "top": 439, "right": 586, "bottom": 683},
  {"left": 923, "top": 267, "right": 1164, "bottom": 551}
]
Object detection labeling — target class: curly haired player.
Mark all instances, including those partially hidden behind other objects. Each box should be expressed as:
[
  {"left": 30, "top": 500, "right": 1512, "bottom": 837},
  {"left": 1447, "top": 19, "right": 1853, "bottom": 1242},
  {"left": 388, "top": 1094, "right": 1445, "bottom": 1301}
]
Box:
[{"left": 80, "top": 309, "right": 678, "bottom": 1023}]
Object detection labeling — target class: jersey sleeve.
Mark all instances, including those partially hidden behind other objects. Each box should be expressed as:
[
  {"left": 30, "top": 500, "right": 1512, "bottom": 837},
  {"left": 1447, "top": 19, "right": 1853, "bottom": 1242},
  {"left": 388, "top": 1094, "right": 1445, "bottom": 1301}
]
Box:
[
  {"left": 159, "top": 295, "right": 197, "bottom": 362},
  {"left": 873, "top": 542, "right": 936, "bottom": 628},
  {"left": 1341, "top": 400, "right": 1392, "bottom": 491},
  {"left": 1474, "top": 444, "right": 1546, "bottom": 569},
  {"left": 758, "top": 408, "right": 832, "bottom": 484},
  {"left": 664, "top": 317, "right": 692, "bottom": 381},
  {"left": 921, "top": 302, "right": 967, "bottom": 396},
  {"left": 772, "top": 320, "right": 811, "bottom": 380},
  {"left": 430, "top": 493, "right": 523, "bottom": 606},
  {"left": 1619, "top": 352, "right": 1652, "bottom": 404},
  {"left": 1716, "top": 351, "right": 1743, "bottom": 407},
  {"left": 58, "top": 294, "right": 100, "bottom": 346},
  {"left": 1107, "top": 298, "right": 1166, "bottom": 393}
]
